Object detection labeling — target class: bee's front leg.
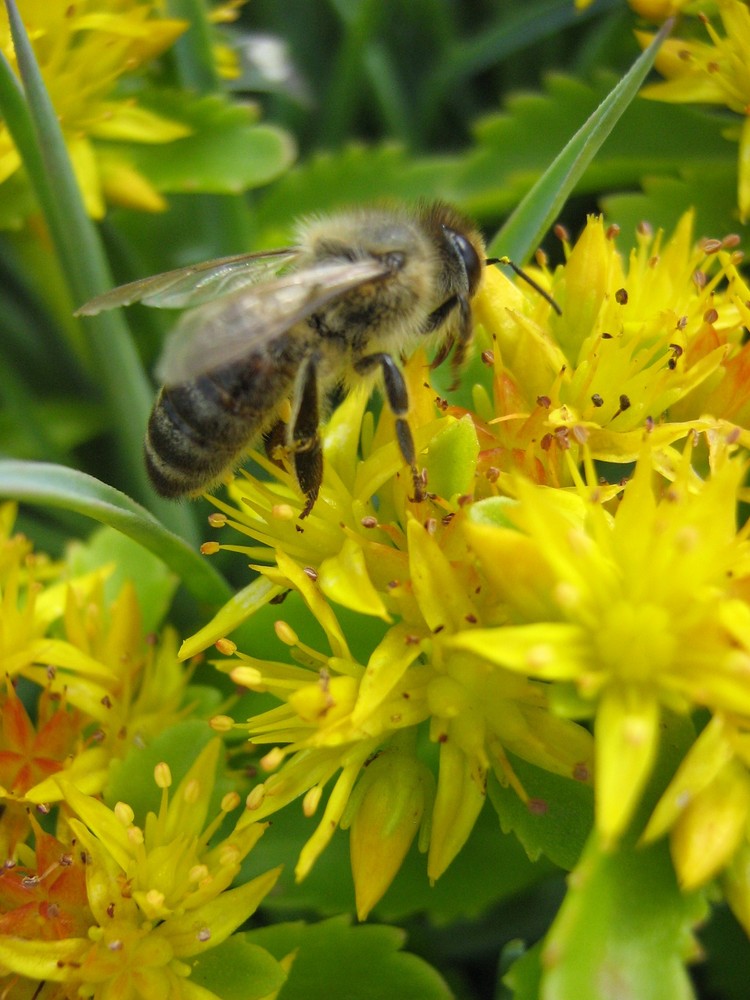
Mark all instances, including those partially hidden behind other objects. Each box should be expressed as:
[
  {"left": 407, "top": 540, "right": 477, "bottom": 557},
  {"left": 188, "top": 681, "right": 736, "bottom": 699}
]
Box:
[
  {"left": 354, "top": 352, "right": 425, "bottom": 504},
  {"left": 291, "top": 357, "right": 323, "bottom": 518}
]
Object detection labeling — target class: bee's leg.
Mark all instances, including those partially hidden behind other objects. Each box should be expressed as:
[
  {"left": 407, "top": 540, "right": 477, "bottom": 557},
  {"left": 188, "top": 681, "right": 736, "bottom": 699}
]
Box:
[
  {"left": 354, "top": 352, "right": 425, "bottom": 503},
  {"left": 263, "top": 418, "right": 288, "bottom": 469},
  {"left": 291, "top": 357, "right": 323, "bottom": 518},
  {"left": 425, "top": 293, "right": 472, "bottom": 390}
]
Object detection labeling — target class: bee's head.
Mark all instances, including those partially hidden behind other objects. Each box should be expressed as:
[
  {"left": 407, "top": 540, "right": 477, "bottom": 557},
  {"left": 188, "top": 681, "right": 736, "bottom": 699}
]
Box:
[{"left": 419, "top": 202, "right": 486, "bottom": 300}]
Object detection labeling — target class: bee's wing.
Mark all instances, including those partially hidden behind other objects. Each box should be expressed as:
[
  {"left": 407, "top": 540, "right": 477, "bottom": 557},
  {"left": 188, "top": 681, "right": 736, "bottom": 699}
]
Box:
[
  {"left": 74, "top": 248, "right": 300, "bottom": 315},
  {"left": 156, "top": 257, "right": 392, "bottom": 386}
]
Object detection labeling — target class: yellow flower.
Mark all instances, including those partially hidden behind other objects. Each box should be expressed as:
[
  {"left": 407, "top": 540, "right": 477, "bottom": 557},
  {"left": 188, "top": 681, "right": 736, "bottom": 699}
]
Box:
[
  {"left": 183, "top": 212, "right": 750, "bottom": 906},
  {"left": 449, "top": 441, "right": 750, "bottom": 844},
  {"left": 637, "top": 0, "right": 750, "bottom": 219},
  {"left": 0, "top": 743, "right": 281, "bottom": 998},
  {"left": 0, "top": 506, "right": 197, "bottom": 856},
  {"left": 472, "top": 213, "right": 747, "bottom": 489},
  {"left": 644, "top": 714, "right": 750, "bottom": 891},
  {"left": 0, "top": 0, "right": 190, "bottom": 217},
  {"left": 207, "top": 502, "right": 592, "bottom": 904}
]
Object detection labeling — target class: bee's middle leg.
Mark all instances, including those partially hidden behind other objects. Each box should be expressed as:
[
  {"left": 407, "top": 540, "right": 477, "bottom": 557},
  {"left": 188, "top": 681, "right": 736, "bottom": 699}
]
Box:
[
  {"left": 292, "top": 357, "right": 323, "bottom": 518},
  {"left": 354, "top": 352, "right": 425, "bottom": 504}
]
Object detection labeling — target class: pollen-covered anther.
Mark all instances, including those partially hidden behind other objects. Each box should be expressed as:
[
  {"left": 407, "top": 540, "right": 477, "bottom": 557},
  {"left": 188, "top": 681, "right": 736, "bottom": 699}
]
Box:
[
  {"left": 114, "top": 802, "right": 135, "bottom": 827},
  {"left": 201, "top": 541, "right": 221, "bottom": 555},
  {"left": 230, "top": 665, "right": 263, "bottom": 688},
  {"left": 246, "top": 784, "right": 266, "bottom": 810},
  {"left": 700, "top": 237, "right": 723, "bottom": 254},
  {"left": 154, "top": 762, "right": 172, "bottom": 788},
  {"left": 145, "top": 889, "right": 165, "bottom": 910},
  {"left": 221, "top": 791, "right": 241, "bottom": 812},
  {"left": 218, "top": 845, "right": 240, "bottom": 867},
  {"left": 615, "top": 287, "right": 628, "bottom": 305},
  {"left": 275, "top": 621, "right": 298, "bottom": 645},
  {"left": 209, "top": 714, "right": 235, "bottom": 732},
  {"left": 189, "top": 864, "right": 210, "bottom": 884},
  {"left": 215, "top": 638, "right": 237, "bottom": 655},
  {"left": 272, "top": 503, "right": 296, "bottom": 520},
  {"left": 208, "top": 512, "right": 227, "bottom": 527},
  {"left": 303, "top": 785, "right": 322, "bottom": 817},
  {"left": 261, "top": 746, "right": 285, "bottom": 772},
  {"left": 361, "top": 515, "right": 378, "bottom": 528}
]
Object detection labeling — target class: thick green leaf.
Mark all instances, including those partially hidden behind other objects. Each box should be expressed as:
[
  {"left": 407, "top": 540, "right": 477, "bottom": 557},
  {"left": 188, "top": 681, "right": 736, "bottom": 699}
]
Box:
[
  {"left": 188, "top": 937, "right": 287, "bottom": 1000},
  {"left": 502, "top": 941, "right": 543, "bottom": 1000},
  {"left": 121, "top": 91, "right": 296, "bottom": 194},
  {"left": 103, "top": 719, "right": 221, "bottom": 817},
  {"left": 602, "top": 164, "right": 744, "bottom": 242},
  {"left": 0, "top": 460, "right": 231, "bottom": 607},
  {"left": 490, "top": 18, "right": 674, "bottom": 261},
  {"left": 253, "top": 144, "right": 463, "bottom": 245},
  {"left": 244, "top": 790, "right": 554, "bottom": 926},
  {"left": 539, "top": 834, "right": 706, "bottom": 1000},
  {"left": 456, "top": 77, "right": 732, "bottom": 221},
  {"left": 66, "top": 525, "right": 177, "bottom": 634},
  {"left": 487, "top": 757, "right": 594, "bottom": 872},
  {"left": 246, "top": 916, "right": 453, "bottom": 1000}
]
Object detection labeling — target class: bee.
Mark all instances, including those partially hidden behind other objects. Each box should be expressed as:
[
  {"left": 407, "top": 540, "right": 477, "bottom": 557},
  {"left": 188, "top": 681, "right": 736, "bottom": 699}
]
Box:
[{"left": 76, "top": 201, "right": 486, "bottom": 517}]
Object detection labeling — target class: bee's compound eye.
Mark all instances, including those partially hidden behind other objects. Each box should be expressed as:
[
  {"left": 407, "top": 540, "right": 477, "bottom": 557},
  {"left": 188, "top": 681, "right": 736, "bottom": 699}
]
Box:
[{"left": 446, "top": 228, "right": 482, "bottom": 293}]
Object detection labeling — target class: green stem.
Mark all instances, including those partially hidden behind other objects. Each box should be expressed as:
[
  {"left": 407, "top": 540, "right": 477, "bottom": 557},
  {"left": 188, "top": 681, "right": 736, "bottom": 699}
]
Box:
[{"left": 0, "top": 0, "right": 198, "bottom": 542}]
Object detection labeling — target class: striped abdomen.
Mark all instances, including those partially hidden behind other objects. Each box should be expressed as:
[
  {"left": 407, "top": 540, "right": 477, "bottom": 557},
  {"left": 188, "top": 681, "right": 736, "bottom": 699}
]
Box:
[{"left": 145, "top": 352, "right": 297, "bottom": 497}]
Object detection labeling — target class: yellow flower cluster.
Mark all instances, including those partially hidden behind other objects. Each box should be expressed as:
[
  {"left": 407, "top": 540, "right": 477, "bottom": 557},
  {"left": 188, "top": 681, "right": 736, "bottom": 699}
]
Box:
[
  {"left": 0, "top": 507, "right": 279, "bottom": 998},
  {"left": 190, "top": 212, "right": 750, "bottom": 922},
  {"left": 0, "top": 0, "right": 191, "bottom": 217},
  {"left": 636, "top": 0, "right": 750, "bottom": 221}
]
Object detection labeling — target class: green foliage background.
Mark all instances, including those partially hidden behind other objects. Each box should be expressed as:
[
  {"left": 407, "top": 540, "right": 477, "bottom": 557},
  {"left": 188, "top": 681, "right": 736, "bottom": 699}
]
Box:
[{"left": 1, "top": 1, "right": 749, "bottom": 997}]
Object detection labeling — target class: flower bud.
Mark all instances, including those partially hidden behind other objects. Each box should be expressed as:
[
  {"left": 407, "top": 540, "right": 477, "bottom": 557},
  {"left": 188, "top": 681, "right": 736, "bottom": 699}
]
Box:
[{"left": 349, "top": 751, "right": 433, "bottom": 920}]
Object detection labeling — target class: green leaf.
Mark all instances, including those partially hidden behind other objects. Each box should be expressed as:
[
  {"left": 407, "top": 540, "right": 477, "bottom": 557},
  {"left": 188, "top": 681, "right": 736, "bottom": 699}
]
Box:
[
  {"left": 253, "top": 144, "right": 462, "bottom": 245},
  {"left": 490, "top": 18, "right": 675, "bottom": 261},
  {"left": 188, "top": 937, "right": 287, "bottom": 1000},
  {"left": 0, "top": 460, "right": 231, "bottom": 607},
  {"left": 245, "top": 793, "right": 553, "bottom": 926},
  {"left": 502, "top": 941, "right": 543, "bottom": 1000},
  {"left": 487, "top": 756, "right": 594, "bottom": 872},
  {"left": 539, "top": 834, "right": 706, "bottom": 1000},
  {"left": 103, "top": 719, "right": 219, "bottom": 818},
  {"left": 246, "top": 916, "right": 453, "bottom": 1000},
  {"left": 66, "top": 525, "right": 177, "bottom": 634},
  {"left": 602, "top": 164, "right": 744, "bottom": 243},
  {"left": 122, "top": 91, "right": 296, "bottom": 195}
]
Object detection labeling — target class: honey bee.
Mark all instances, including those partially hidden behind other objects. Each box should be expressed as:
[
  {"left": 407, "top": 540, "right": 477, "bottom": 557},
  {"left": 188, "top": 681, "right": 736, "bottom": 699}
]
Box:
[{"left": 76, "top": 201, "right": 486, "bottom": 516}]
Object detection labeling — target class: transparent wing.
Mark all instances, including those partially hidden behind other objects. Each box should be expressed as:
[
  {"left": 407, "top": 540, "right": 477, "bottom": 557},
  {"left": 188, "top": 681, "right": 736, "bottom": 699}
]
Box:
[
  {"left": 156, "top": 257, "right": 392, "bottom": 386},
  {"left": 74, "top": 248, "right": 300, "bottom": 314}
]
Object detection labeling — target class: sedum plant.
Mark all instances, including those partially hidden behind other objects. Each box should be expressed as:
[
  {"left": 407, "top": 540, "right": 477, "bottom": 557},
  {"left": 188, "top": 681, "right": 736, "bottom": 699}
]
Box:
[{"left": 0, "top": 1, "right": 750, "bottom": 998}]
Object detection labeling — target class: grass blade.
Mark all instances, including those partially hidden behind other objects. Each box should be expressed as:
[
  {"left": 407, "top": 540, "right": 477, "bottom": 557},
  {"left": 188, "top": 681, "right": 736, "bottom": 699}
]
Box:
[{"left": 488, "top": 19, "right": 674, "bottom": 261}]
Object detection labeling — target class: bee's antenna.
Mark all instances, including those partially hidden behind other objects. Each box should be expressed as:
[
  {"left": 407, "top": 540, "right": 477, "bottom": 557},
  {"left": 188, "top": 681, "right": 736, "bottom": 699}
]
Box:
[{"left": 485, "top": 256, "right": 562, "bottom": 316}]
